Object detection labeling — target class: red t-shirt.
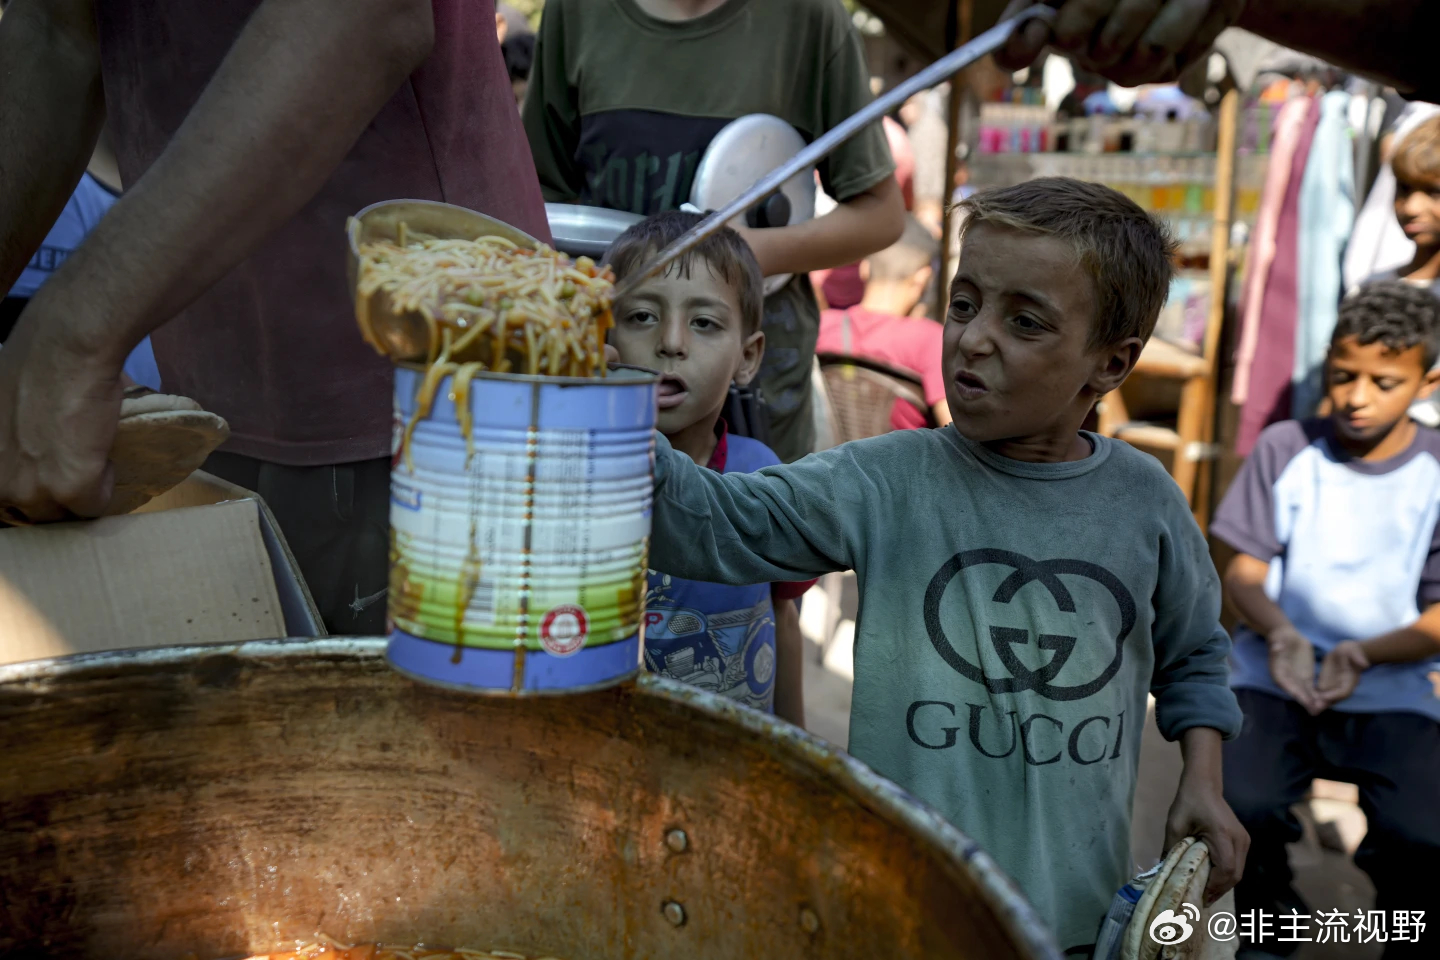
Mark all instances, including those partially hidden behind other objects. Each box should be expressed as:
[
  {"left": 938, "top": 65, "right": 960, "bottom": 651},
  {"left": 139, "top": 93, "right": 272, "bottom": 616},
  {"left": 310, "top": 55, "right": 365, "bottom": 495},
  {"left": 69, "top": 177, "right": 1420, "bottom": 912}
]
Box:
[
  {"left": 816, "top": 307, "right": 946, "bottom": 431},
  {"left": 95, "top": 0, "right": 551, "bottom": 465}
]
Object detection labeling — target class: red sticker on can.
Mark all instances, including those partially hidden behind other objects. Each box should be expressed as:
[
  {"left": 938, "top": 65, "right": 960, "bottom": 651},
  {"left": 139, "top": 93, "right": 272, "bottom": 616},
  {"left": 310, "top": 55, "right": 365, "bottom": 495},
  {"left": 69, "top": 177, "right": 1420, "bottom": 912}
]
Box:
[{"left": 540, "top": 604, "right": 589, "bottom": 657}]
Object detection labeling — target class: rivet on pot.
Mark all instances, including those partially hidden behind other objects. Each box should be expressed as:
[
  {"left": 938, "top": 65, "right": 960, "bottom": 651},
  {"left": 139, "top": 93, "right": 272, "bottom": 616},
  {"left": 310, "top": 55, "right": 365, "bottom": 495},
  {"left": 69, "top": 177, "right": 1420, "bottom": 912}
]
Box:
[
  {"left": 800, "top": 907, "right": 821, "bottom": 934},
  {"left": 663, "top": 900, "right": 687, "bottom": 927},
  {"left": 665, "top": 828, "right": 689, "bottom": 853}
]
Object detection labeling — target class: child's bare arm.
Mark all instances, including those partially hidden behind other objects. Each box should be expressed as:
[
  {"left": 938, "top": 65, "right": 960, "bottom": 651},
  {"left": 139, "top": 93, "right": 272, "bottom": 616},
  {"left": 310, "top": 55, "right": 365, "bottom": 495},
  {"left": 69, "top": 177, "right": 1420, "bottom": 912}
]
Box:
[
  {"left": 1317, "top": 603, "right": 1440, "bottom": 706},
  {"left": 736, "top": 177, "right": 905, "bottom": 278},
  {"left": 1164, "top": 727, "right": 1249, "bottom": 906},
  {"left": 1221, "top": 553, "right": 1288, "bottom": 634},
  {"left": 1224, "top": 553, "right": 1324, "bottom": 714},
  {"left": 1356, "top": 603, "right": 1440, "bottom": 663},
  {"left": 772, "top": 594, "right": 805, "bottom": 728}
]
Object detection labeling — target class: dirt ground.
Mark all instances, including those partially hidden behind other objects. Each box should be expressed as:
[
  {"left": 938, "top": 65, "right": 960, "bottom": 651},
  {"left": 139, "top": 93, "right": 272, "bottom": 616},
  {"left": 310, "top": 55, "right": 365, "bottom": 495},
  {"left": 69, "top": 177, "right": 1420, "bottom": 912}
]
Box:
[{"left": 798, "top": 574, "right": 1381, "bottom": 960}]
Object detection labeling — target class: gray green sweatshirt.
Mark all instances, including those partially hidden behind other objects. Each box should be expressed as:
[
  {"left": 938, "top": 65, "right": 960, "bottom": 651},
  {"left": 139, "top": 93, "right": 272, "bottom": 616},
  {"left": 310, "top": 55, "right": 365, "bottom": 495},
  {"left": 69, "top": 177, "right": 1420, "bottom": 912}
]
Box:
[{"left": 648, "top": 425, "right": 1242, "bottom": 954}]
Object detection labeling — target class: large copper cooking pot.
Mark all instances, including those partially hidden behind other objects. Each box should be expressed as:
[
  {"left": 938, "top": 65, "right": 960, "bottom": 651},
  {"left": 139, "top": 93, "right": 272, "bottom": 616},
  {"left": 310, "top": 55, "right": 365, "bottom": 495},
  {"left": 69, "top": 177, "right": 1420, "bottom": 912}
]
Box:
[{"left": 0, "top": 640, "right": 1061, "bottom": 960}]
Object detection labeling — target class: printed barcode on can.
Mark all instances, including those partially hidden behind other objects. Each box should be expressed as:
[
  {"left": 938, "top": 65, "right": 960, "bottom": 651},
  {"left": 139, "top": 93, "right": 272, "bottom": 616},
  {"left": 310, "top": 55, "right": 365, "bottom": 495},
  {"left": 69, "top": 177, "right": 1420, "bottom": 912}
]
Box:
[{"left": 466, "top": 578, "right": 498, "bottom": 626}]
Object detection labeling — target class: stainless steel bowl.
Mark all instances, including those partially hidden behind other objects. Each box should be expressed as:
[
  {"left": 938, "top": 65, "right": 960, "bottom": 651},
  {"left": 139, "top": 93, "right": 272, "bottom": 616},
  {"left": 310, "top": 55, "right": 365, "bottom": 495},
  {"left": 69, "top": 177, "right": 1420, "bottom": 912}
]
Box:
[
  {"left": 0, "top": 640, "right": 1062, "bottom": 960},
  {"left": 545, "top": 203, "right": 644, "bottom": 262}
]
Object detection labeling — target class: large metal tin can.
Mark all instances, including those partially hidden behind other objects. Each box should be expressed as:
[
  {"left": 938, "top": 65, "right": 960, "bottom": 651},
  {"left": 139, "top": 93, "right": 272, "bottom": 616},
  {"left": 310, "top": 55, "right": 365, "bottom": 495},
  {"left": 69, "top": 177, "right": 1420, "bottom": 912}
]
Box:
[{"left": 387, "top": 363, "right": 657, "bottom": 694}]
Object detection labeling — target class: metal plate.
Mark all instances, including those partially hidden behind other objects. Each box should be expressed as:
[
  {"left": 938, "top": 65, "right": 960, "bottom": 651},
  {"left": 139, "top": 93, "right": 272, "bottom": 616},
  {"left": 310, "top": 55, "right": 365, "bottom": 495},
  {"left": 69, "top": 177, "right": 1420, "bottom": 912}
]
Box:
[
  {"left": 690, "top": 115, "right": 817, "bottom": 296},
  {"left": 545, "top": 203, "right": 645, "bottom": 261}
]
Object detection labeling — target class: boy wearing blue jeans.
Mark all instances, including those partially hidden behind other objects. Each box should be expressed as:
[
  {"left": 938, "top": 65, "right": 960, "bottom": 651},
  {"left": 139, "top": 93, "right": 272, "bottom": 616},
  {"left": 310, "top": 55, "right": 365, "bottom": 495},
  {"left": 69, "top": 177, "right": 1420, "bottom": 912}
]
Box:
[
  {"left": 1213, "top": 281, "right": 1440, "bottom": 959},
  {"left": 643, "top": 178, "right": 1248, "bottom": 954},
  {"left": 607, "top": 212, "right": 812, "bottom": 725}
]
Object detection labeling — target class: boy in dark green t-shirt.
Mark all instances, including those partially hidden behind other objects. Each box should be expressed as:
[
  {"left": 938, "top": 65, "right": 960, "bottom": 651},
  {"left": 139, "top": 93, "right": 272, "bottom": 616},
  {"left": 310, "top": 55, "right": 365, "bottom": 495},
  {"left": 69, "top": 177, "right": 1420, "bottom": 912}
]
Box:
[{"left": 522, "top": 0, "right": 905, "bottom": 463}]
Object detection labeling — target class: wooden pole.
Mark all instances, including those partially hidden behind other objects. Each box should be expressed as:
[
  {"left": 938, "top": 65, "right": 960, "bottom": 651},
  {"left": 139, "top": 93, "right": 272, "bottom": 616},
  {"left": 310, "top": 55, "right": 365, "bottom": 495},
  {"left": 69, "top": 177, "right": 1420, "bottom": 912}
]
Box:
[
  {"left": 935, "top": 0, "right": 972, "bottom": 320},
  {"left": 1173, "top": 87, "right": 1239, "bottom": 530}
]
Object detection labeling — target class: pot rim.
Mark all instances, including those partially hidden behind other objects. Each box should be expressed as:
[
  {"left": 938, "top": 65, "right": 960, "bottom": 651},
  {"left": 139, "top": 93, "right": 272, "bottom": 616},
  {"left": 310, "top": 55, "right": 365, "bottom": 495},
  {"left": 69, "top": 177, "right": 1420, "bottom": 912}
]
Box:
[{"left": 0, "top": 638, "right": 1063, "bottom": 960}]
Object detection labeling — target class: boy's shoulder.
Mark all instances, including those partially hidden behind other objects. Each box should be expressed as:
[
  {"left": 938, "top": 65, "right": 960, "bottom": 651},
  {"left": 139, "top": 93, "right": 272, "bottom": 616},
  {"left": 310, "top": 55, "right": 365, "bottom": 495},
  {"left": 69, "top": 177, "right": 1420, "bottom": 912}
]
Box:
[
  {"left": 1410, "top": 423, "right": 1440, "bottom": 460},
  {"left": 1253, "top": 418, "right": 1440, "bottom": 475},
  {"left": 1249, "top": 418, "right": 1327, "bottom": 470},
  {"left": 1088, "top": 433, "right": 1198, "bottom": 513}
]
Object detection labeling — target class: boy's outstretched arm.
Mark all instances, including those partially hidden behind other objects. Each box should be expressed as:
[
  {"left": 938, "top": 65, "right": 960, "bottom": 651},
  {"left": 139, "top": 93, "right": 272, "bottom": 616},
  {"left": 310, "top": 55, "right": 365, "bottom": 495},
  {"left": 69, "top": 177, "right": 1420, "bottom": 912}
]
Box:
[
  {"left": 1224, "top": 554, "right": 1324, "bottom": 715},
  {"left": 649, "top": 433, "right": 868, "bottom": 586},
  {"left": 772, "top": 596, "right": 805, "bottom": 728},
  {"left": 1317, "top": 602, "right": 1440, "bottom": 706},
  {"left": 1165, "top": 727, "right": 1249, "bottom": 906}
]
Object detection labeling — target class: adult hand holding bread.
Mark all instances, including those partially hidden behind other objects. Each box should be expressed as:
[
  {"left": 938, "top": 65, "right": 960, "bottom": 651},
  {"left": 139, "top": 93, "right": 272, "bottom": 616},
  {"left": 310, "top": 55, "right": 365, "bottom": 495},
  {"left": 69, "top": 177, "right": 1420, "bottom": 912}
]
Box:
[
  {"left": 0, "top": 297, "right": 123, "bottom": 523},
  {"left": 107, "top": 389, "right": 229, "bottom": 515},
  {"left": 0, "top": 312, "right": 229, "bottom": 523}
]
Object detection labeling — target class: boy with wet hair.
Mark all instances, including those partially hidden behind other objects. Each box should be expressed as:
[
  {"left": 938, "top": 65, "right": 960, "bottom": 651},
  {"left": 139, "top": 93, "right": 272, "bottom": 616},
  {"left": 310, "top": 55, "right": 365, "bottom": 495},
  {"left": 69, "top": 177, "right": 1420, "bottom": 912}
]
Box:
[
  {"left": 606, "top": 211, "right": 812, "bottom": 725},
  {"left": 642, "top": 178, "right": 1248, "bottom": 954},
  {"left": 1214, "top": 281, "right": 1440, "bottom": 959}
]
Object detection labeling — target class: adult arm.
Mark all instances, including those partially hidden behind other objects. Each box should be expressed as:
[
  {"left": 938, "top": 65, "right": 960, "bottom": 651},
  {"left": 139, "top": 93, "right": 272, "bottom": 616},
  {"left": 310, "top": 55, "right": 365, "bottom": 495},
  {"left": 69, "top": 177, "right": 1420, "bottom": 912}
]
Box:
[
  {"left": 998, "top": 0, "right": 1439, "bottom": 100},
  {"left": 932, "top": 399, "right": 952, "bottom": 427},
  {"left": 0, "top": 0, "right": 436, "bottom": 520},
  {"left": 0, "top": 0, "right": 103, "bottom": 295},
  {"left": 1237, "top": 0, "right": 1438, "bottom": 101}
]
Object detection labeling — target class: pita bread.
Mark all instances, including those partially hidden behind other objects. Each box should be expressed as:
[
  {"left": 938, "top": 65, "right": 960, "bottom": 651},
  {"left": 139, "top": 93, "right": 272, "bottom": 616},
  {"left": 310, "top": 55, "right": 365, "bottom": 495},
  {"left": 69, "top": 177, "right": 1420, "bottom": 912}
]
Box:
[
  {"left": 104, "top": 395, "right": 229, "bottom": 515},
  {"left": 1122, "top": 837, "right": 1213, "bottom": 960},
  {"left": 117, "top": 391, "right": 201, "bottom": 417},
  {"left": 1145, "top": 841, "right": 1211, "bottom": 960}
]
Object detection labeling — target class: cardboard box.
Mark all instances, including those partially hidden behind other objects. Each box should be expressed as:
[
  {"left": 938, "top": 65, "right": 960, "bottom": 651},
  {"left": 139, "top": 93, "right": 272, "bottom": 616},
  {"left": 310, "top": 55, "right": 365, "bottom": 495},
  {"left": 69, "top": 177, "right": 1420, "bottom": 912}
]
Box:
[{"left": 0, "top": 471, "right": 324, "bottom": 665}]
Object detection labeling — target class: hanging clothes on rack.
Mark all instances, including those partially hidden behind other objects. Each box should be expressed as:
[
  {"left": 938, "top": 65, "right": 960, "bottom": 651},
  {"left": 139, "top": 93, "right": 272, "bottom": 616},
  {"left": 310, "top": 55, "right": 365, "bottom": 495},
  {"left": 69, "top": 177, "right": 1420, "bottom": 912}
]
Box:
[
  {"left": 1237, "top": 95, "right": 1321, "bottom": 456},
  {"left": 1232, "top": 96, "right": 1313, "bottom": 407},
  {"left": 1292, "top": 90, "right": 1356, "bottom": 418}
]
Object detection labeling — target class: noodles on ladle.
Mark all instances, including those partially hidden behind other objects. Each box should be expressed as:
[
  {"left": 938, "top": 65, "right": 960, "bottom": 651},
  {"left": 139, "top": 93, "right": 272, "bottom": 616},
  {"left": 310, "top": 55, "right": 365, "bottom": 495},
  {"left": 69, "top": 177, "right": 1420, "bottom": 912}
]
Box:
[{"left": 354, "top": 228, "right": 615, "bottom": 465}]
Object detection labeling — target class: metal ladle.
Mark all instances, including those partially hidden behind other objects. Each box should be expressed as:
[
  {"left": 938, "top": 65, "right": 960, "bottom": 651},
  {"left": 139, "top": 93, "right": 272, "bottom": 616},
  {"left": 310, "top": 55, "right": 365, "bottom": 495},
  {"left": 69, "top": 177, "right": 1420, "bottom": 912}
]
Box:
[{"left": 612, "top": 4, "right": 1059, "bottom": 303}]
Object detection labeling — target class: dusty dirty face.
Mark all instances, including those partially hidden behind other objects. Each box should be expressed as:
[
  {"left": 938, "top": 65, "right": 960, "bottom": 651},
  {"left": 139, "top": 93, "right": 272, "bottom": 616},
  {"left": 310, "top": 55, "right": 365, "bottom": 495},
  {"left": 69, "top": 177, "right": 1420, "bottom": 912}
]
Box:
[{"left": 943, "top": 223, "right": 1116, "bottom": 460}]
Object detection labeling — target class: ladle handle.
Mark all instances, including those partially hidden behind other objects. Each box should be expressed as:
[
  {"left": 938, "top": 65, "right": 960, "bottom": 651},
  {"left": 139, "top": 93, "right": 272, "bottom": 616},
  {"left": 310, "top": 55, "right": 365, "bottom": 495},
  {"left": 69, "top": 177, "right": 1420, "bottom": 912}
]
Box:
[{"left": 611, "top": 4, "right": 1059, "bottom": 302}]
